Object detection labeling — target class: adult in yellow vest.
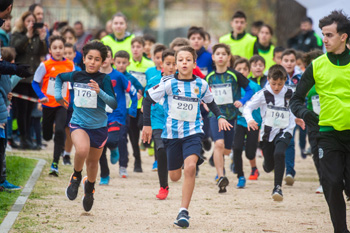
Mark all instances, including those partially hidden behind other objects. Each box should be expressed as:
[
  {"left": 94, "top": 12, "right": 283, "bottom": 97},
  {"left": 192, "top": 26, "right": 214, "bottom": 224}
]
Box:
[
  {"left": 255, "top": 24, "right": 275, "bottom": 73},
  {"left": 101, "top": 12, "right": 135, "bottom": 58},
  {"left": 219, "top": 11, "right": 258, "bottom": 59}
]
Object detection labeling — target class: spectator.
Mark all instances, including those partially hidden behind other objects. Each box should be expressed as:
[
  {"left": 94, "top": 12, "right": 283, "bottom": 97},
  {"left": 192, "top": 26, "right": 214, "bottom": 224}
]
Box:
[
  {"left": 105, "top": 19, "right": 112, "bottom": 34},
  {"left": 251, "top": 20, "right": 264, "bottom": 37},
  {"left": 0, "top": 14, "right": 11, "bottom": 46},
  {"left": 73, "top": 21, "right": 92, "bottom": 53},
  {"left": 95, "top": 29, "right": 107, "bottom": 40}
]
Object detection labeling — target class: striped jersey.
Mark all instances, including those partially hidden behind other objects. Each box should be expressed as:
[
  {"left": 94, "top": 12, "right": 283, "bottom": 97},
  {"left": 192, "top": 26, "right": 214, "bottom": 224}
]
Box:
[{"left": 147, "top": 74, "right": 214, "bottom": 139}]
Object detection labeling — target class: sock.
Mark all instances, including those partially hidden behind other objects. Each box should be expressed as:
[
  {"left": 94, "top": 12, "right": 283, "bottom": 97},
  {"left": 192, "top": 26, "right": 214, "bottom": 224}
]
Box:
[
  {"left": 73, "top": 169, "right": 82, "bottom": 179},
  {"left": 252, "top": 166, "right": 257, "bottom": 172},
  {"left": 64, "top": 151, "right": 71, "bottom": 157},
  {"left": 85, "top": 180, "right": 95, "bottom": 193},
  {"left": 179, "top": 207, "right": 188, "bottom": 213}
]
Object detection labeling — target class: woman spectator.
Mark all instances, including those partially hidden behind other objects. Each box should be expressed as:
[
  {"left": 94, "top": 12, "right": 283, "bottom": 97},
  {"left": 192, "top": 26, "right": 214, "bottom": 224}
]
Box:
[
  {"left": 255, "top": 24, "right": 275, "bottom": 73},
  {"left": 10, "top": 11, "right": 47, "bottom": 149}
]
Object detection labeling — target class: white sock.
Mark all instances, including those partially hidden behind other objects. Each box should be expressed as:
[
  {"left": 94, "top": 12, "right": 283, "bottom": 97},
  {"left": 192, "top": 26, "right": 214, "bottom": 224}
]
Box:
[
  {"left": 179, "top": 207, "right": 188, "bottom": 213},
  {"left": 63, "top": 151, "right": 71, "bottom": 157}
]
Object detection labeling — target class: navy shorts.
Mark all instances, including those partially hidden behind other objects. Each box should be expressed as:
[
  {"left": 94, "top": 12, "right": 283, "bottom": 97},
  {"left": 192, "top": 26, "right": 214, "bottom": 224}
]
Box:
[
  {"left": 69, "top": 123, "right": 108, "bottom": 149},
  {"left": 209, "top": 117, "right": 236, "bottom": 150},
  {"left": 163, "top": 133, "right": 204, "bottom": 171},
  {"left": 65, "top": 108, "right": 73, "bottom": 127}
]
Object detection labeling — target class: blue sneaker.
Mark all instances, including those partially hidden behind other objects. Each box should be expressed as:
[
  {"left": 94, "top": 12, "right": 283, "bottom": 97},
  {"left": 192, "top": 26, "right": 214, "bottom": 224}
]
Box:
[
  {"left": 152, "top": 160, "right": 158, "bottom": 171},
  {"left": 237, "top": 176, "right": 246, "bottom": 189},
  {"left": 49, "top": 162, "right": 59, "bottom": 176},
  {"left": 174, "top": 210, "right": 190, "bottom": 228},
  {"left": 110, "top": 148, "right": 120, "bottom": 165},
  {"left": 99, "top": 176, "right": 110, "bottom": 185},
  {"left": 0, "top": 180, "right": 21, "bottom": 190}
]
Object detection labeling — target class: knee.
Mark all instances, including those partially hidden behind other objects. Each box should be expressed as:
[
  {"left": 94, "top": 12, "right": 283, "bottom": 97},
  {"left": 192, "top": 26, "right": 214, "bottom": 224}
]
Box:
[
  {"left": 170, "top": 171, "right": 181, "bottom": 182},
  {"left": 184, "top": 163, "right": 196, "bottom": 177},
  {"left": 214, "top": 141, "right": 225, "bottom": 151},
  {"left": 54, "top": 128, "right": 65, "bottom": 139}
]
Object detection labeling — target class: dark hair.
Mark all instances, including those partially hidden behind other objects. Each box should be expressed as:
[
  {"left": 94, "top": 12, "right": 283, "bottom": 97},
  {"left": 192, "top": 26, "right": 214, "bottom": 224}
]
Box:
[
  {"left": 319, "top": 10, "right": 350, "bottom": 43},
  {"left": 28, "top": 3, "right": 42, "bottom": 13},
  {"left": 0, "top": 0, "right": 13, "bottom": 12},
  {"left": 249, "top": 55, "right": 265, "bottom": 66},
  {"left": 204, "top": 31, "right": 211, "bottom": 40},
  {"left": 95, "top": 29, "right": 107, "bottom": 40},
  {"left": 252, "top": 20, "right": 264, "bottom": 28},
  {"left": 268, "top": 64, "right": 288, "bottom": 80},
  {"left": 82, "top": 40, "right": 108, "bottom": 62},
  {"left": 303, "top": 49, "right": 323, "bottom": 66},
  {"left": 105, "top": 45, "right": 113, "bottom": 55},
  {"left": 153, "top": 44, "right": 167, "bottom": 56},
  {"left": 131, "top": 36, "right": 145, "bottom": 47},
  {"left": 74, "top": 21, "right": 83, "bottom": 27},
  {"left": 301, "top": 16, "right": 313, "bottom": 25},
  {"left": 231, "top": 11, "right": 246, "bottom": 20},
  {"left": 187, "top": 26, "right": 206, "bottom": 40},
  {"left": 49, "top": 35, "right": 65, "bottom": 47},
  {"left": 114, "top": 50, "right": 130, "bottom": 60},
  {"left": 273, "top": 46, "right": 285, "bottom": 57},
  {"left": 1, "top": 47, "right": 15, "bottom": 62},
  {"left": 259, "top": 24, "right": 273, "bottom": 36},
  {"left": 61, "top": 26, "right": 76, "bottom": 39},
  {"left": 175, "top": 46, "right": 197, "bottom": 62},
  {"left": 212, "top": 43, "right": 231, "bottom": 55},
  {"left": 143, "top": 34, "right": 156, "bottom": 43},
  {"left": 64, "top": 43, "right": 74, "bottom": 49},
  {"left": 281, "top": 49, "right": 297, "bottom": 60},
  {"left": 234, "top": 58, "right": 250, "bottom": 71},
  {"left": 295, "top": 51, "right": 304, "bottom": 60},
  {"left": 112, "top": 12, "right": 127, "bottom": 22},
  {"left": 170, "top": 37, "right": 190, "bottom": 49},
  {"left": 162, "top": 49, "right": 175, "bottom": 61}
]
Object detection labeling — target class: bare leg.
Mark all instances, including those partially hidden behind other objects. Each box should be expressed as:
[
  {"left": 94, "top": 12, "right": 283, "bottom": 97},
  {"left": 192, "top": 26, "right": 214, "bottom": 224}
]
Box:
[
  {"left": 213, "top": 139, "right": 225, "bottom": 177},
  {"left": 169, "top": 168, "right": 182, "bottom": 182},
  {"left": 71, "top": 129, "right": 90, "bottom": 171},
  {"left": 86, "top": 147, "right": 104, "bottom": 183},
  {"left": 64, "top": 127, "right": 73, "bottom": 153},
  {"left": 181, "top": 155, "right": 198, "bottom": 209},
  {"left": 249, "top": 158, "right": 257, "bottom": 168}
]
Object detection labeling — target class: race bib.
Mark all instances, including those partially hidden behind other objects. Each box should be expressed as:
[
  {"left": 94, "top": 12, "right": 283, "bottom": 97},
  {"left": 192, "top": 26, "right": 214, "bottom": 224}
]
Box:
[
  {"left": 170, "top": 96, "right": 199, "bottom": 122},
  {"left": 211, "top": 83, "right": 233, "bottom": 105},
  {"left": 47, "top": 77, "right": 67, "bottom": 97},
  {"left": 265, "top": 105, "right": 290, "bottom": 129},
  {"left": 312, "top": 95, "right": 320, "bottom": 115},
  {"left": 125, "top": 93, "right": 131, "bottom": 108},
  {"left": 199, "top": 67, "right": 208, "bottom": 76},
  {"left": 130, "top": 71, "right": 146, "bottom": 87},
  {"left": 73, "top": 83, "right": 97, "bottom": 108}
]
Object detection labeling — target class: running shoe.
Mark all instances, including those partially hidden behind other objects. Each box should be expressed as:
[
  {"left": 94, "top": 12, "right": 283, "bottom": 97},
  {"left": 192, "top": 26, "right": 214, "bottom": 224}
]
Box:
[
  {"left": 49, "top": 162, "right": 59, "bottom": 176},
  {"left": 63, "top": 155, "right": 71, "bottom": 165},
  {"left": 217, "top": 176, "right": 229, "bottom": 193},
  {"left": 152, "top": 160, "right": 158, "bottom": 171},
  {"left": 156, "top": 186, "right": 169, "bottom": 200},
  {"left": 284, "top": 174, "right": 295, "bottom": 186},
  {"left": 202, "top": 137, "right": 212, "bottom": 151},
  {"left": 209, "top": 154, "right": 214, "bottom": 167},
  {"left": 0, "top": 180, "right": 21, "bottom": 190},
  {"left": 148, "top": 146, "right": 154, "bottom": 157},
  {"left": 134, "top": 161, "right": 143, "bottom": 173},
  {"left": 119, "top": 166, "right": 128, "bottom": 178},
  {"left": 248, "top": 168, "right": 259, "bottom": 180},
  {"left": 174, "top": 210, "right": 190, "bottom": 228},
  {"left": 82, "top": 176, "right": 94, "bottom": 212},
  {"left": 99, "top": 176, "right": 110, "bottom": 185},
  {"left": 272, "top": 185, "right": 283, "bottom": 201},
  {"left": 237, "top": 176, "right": 246, "bottom": 189},
  {"left": 139, "top": 142, "right": 146, "bottom": 151},
  {"left": 65, "top": 173, "right": 82, "bottom": 200},
  {"left": 110, "top": 148, "right": 120, "bottom": 165},
  {"left": 315, "top": 185, "right": 323, "bottom": 194},
  {"left": 214, "top": 168, "right": 226, "bottom": 182}
]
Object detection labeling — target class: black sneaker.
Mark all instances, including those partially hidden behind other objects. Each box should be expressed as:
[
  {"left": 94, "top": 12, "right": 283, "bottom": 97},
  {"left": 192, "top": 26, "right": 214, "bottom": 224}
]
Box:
[
  {"left": 209, "top": 154, "right": 215, "bottom": 167},
  {"left": 272, "top": 185, "right": 283, "bottom": 201},
  {"left": 134, "top": 161, "right": 143, "bottom": 173},
  {"left": 174, "top": 210, "right": 190, "bottom": 228},
  {"left": 82, "top": 176, "right": 94, "bottom": 212},
  {"left": 65, "top": 173, "right": 82, "bottom": 200},
  {"left": 217, "top": 176, "right": 229, "bottom": 193},
  {"left": 63, "top": 155, "right": 72, "bottom": 165}
]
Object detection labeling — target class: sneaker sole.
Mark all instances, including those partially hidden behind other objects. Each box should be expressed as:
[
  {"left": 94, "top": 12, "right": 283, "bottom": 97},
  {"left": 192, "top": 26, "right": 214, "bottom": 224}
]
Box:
[
  {"left": 49, "top": 171, "right": 59, "bottom": 177},
  {"left": 81, "top": 177, "right": 93, "bottom": 212},
  {"left": 272, "top": 193, "right": 283, "bottom": 201},
  {"left": 65, "top": 173, "right": 79, "bottom": 201},
  {"left": 248, "top": 176, "right": 258, "bottom": 180},
  {"left": 285, "top": 176, "right": 294, "bottom": 186},
  {"left": 218, "top": 177, "right": 229, "bottom": 193},
  {"left": 174, "top": 218, "right": 189, "bottom": 228}
]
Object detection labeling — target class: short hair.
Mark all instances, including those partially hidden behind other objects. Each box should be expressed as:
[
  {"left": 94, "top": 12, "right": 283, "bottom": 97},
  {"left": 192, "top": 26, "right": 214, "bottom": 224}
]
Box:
[
  {"left": 131, "top": 36, "right": 145, "bottom": 47},
  {"left": 319, "top": 10, "right": 350, "bottom": 43},
  {"left": 268, "top": 64, "right": 288, "bottom": 81},
  {"left": 234, "top": 58, "right": 250, "bottom": 71},
  {"left": 74, "top": 21, "right": 83, "bottom": 27},
  {"left": 162, "top": 49, "right": 175, "bottom": 61},
  {"left": 273, "top": 46, "right": 285, "bottom": 57},
  {"left": 295, "top": 51, "right": 304, "bottom": 60},
  {"left": 143, "top": 34, "right": 156, "bottom": 43},
  {"left": 231, "top": 11, "right": 246, "bottom": 20},
  {"left": 82, "top": 40, "right": 108, "bottom": 62},
  {"left": 49, "top": 35, "right": 65, "bottom": 46},
  {"left": 249, "top": 55, "right": 266, "bottom": 66},
  {"left": 61, "top": 26, "right": 76, "bottom": 39},
  {"left": 259, "top": 24, "right": 274, "bottom": 36},
  {"left": 0, "top": 0, "right": 13, "bottom": 12},
  {"left": 187, "top": 26, "right": 206, "bottom": 40},
  {"left": 303, "top": 49, "right": 323, "bottom": 66},
  {"left": 281, "top": 49, "right": 297, "bottom": 60},
  {"left": 105, "top": 45, "right": 113, "bottom": 55},
  {"left": 28, "top": 3, "right": 42, "bottom": 13},
  {"left": 175, "top": 46, "right": 197, "bottom": 62},
  {"left": 64, "top": 43, "right": 74, "bottom": 49},
  {"left": 301, "top": 16, "right": 313, "bottom": 25},
  {"left": 1, "top": 47, "right": 15, "bottom": 62},
  {"left": 252, "top": 20, "right": 264, "bottom": 28},
  {"left": 153, "top": 44, "right": 167, "bottom": 56},
  {"left": 169, "top": 37, "right": 190, "bottom": 49},
  {"left": 114, "top": 50, "right": 130, "bottom": 60},
  {"left": 112, "top": 12, "right": 127, "bottom": 22},
  {"left": 212, "top": 43, "right": 231, "bottom": 55},
  {"left": 204, "top": 31, "right": 211, "bottom": 40}
]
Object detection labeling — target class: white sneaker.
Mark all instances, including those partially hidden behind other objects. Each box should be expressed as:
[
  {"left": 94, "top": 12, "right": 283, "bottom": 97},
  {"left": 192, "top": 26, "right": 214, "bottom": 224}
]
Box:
[
  {"left": 284, "top": 174, "right": 295, "bottom": 186},
  {"left": 119, "top": 166, "right": 128, "bottom": 178},
  {"left": 315, "top": 185, "right": 323, "bottom": 194},
  {"left": 6, "top": 143, "right": 12, "bottom": 152}
]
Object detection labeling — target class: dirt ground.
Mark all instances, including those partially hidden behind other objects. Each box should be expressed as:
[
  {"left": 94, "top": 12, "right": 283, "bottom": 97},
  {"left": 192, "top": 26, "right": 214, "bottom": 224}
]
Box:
[{"left": 7, "top": 134, "right": 350, "bottom": 233}]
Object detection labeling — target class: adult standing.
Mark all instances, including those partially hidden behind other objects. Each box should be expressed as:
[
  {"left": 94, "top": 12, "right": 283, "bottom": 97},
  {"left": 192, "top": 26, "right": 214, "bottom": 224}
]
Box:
[
  {"left": 255, "top": 24, "right": 275, "bottom": 73},
  {"left": 290, "top": 10, "right": 350, "bottom": 233},
  {"left": 0, "top": 14, "right": 11, "bottom": 46},
  {"left": 29, "top": 3, "right": 49, "bottom": 47},
  {"left": 10, "top": 11, "right": 47, "bottom": 149},
  {"left": 73, "top": 21, "right": 92, "bottom": 53}
]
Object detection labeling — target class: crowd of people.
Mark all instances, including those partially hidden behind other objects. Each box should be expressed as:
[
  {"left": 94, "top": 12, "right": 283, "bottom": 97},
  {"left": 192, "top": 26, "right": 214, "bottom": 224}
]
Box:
[{"left": 0, "top": 0, "right": 349, "bottom": 232}]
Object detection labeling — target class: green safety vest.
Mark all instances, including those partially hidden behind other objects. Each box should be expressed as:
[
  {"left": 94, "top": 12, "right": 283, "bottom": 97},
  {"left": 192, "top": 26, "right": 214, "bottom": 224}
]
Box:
[
  {"left": 219, "top": 33, "right": 257, "bottom": 59},
  {"left": 101, "top": 33, "right": 135, "bottom": 57},
  {"left": 312, "top": 54, "right": 350, "bottom": 130},
  {"left": 258, "top": 44, "right": 275, "bottom": 73}
]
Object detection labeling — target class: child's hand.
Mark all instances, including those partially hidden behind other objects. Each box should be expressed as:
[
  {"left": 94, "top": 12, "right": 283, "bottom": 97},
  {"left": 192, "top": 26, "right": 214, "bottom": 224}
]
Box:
[
  {"left": 295, "top": 118, "right": 305, "bottom": 130},
  {"left": 142, "top": 126, "right": 152, "bottom": 144},
  {"left": 57, "top": 99, "right": 68, "bottom": 109},
  {"left": 218, "top": 118, "right": 233, "bottom": 132},
  {"left": 40, "top": 97, "right": 49, "bottom": 103},
  {"left": 88, "top": 79, "right": 100, "bottom": 94},
  {"left": 202, "top": 102, "right": 209, "bottom": 112},
  {"left": 37, "top": 103, "right": 42, "bottom": 111},
  {"left": 7, "top": 92, "right": 12, "bottom": 101},
  {"left": 247, "top": 120, "right": 259, "bottom": 131},
  {"left": 137, "top": 92, "right": 142, "bottom": 100},
  {"left": 234, "top": 101, "right": 243, "bottom": 108}
]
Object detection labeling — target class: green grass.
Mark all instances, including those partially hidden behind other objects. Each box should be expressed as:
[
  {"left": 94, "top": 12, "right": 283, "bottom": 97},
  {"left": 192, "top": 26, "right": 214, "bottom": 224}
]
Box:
[{"left": 0, "top": 156, "right": 37, "bottom": 223}]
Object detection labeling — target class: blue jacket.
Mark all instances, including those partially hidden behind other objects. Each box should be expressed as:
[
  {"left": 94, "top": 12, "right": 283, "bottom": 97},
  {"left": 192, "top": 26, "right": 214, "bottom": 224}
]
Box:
[{"left": 196, "top": 46, "right": 213, "bottom": 75}]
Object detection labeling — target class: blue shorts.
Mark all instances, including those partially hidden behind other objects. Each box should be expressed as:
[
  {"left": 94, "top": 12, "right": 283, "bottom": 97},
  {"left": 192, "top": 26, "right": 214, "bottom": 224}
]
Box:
[
  {"left": 209, "top": 117, "right": 236, "bottom": 150},
  {"left": 69, "top": 123, "right": 108, "bottom": 149},
  {"left": 163, "top": 133, "right": 204, "bottom": 171},
  {"left": 65, "top": 109, "right": 73, "bottom": 127}
]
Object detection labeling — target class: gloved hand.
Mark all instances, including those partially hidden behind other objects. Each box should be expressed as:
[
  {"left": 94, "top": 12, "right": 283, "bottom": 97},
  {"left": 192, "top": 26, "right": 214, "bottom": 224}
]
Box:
[
  {"left": 303, "top": 110, "right": 319, "bottom": 129},
  {"left": 15, "top": 64, "right": 32, "bottom": 78}
]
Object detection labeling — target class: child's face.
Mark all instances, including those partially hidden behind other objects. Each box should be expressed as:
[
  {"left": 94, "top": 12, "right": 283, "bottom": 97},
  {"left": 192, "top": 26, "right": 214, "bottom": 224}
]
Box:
[
  {"left": 281, "top": 54, "right": 296, "bottom": 75},
  {"left": 144, "top": 40, "right": 154, "bottom": 57},
  {"left": 268, "top": 78, "right": 285, "bottom": 94},
  {"left": 114, "top": 57, "right": 129, "bottom": 73},
  {"left": 176, "top": 51, "right": 196, "bottom": 77},
  {"left": 63, "top": 31, "right": 76, "bottom": 44},
  {"left": 273, "top": 52, "right": 283, "bottom": 65},
  {"left": 83, "top": 49, "right": 103, "bottom": 73},
  {"left": 296, "top": 58, "right": 305, "bottom": 71},
  {"left": 189, "top": 33, "right": 205, "bottom": 51},
  {"left": 153, "top": 51, "right": 163, "bottom": 69},
  {"left": 204, "top": 34, "right": 210, "bottom": 50},
  {"left": 162, "top": 56, "right": 176, "bottom": 76},
  {"left": 235, "top": 63, "right": 249, "bottom": 78},
  {"left": 64, "top": 47, "right": 75, "bottom": 61},
  {"left": 231, "top": 17, "right": 246, "bottom": 34},
  {"left": 212, "top": 47, "right": 230, "bottom": 67},
  {"left": 258, "top": 26, "right": 272, "bottom": 45},
  {"left": 101, "top": 51, "right": 112, "bottom": 69},
  {"left": 112, "top": 16, "right": 127, "bottom": 35},
  {"left": 131, "top": 42, "right": 144, "bottom": 60},
  {"left": 250, "top": 60, "right": 265, "bottom": 78},
  {"left": 49, "top": 40, "right": 64, "bottom": 61}
]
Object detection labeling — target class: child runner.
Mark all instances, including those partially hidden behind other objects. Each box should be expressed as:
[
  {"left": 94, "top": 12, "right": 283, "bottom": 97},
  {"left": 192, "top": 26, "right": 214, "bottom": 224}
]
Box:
[
  {"left": 32, "top": 35, "right": 75, "bottom": 176},
  {"left": 142, "top": 46, "right": 233, "bottom": 227},
  {"left": 61, "top": 26, "right": 84, "bottom": 70},
  {"left": 143, "top": 34, "right": 156, "bottom": 59},
  {"left": 98, "top": 46, "right": 137, "bottom": 185},
  {"left": 56, "top": 41, "right": 117, "bottom": 212},
  {"left": 243, "top": 64, "right": 304, "bottom": 201},
  {"left": 272, "top": 46, "right": 285, "bottom": 65},
  {"left": 207, "top": 43, "right": 253, "bottom": 192}
]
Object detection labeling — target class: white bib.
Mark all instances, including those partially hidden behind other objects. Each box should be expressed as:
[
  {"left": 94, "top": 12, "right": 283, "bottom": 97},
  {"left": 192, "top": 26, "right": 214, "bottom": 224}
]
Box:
[
  {"left": 211, "top": 83, "right": 233, "bottom": 105},
  {"left": 125, "top": 93, "right": 131, "bottom": 108},
  {"left": 311, "top": 95, "right": 320, "bottom": 115},
  {"left": 265, "top": 105, "right": 290, "bottom": 129},
  {"left": 47, "top": 77, "right": 67, "bottom": 97},
  {"left": 130, "top": 71, "right": 146, "bottom": 87},
  {"left": 170, "top": 96, "right": 199, "bottom": 122},
  {"left": 73, "top": 83, "right": 97, "bottom": 108},
  {"left": 199, "top": 67, "right": 208, "bottom": 76}
]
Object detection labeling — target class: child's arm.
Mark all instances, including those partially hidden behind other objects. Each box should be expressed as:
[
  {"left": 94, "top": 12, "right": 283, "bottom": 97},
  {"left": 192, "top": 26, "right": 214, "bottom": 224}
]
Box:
[
  {"left": 31, "top": 63, "right": 48, "bottom": 103},
  {"left": 121, "top": 73, "right": 137, "bottom": 118},
  {"left": 235, "top": 72, "right": 254, "bottom": 108},
  {"left": 96, "top": 75, "right": 118, "bottom": 110},
  {"left": 243, "top": 91, "right": 264, "bottom": 131},
  {"left": 55, "top": 72, "right": 74, "bottom": 108}
]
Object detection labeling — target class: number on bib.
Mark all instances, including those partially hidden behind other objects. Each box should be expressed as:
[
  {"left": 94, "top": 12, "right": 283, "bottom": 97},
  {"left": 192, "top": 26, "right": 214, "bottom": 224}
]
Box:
[
  {"left": 311, "top": 95, "right": 320, "bottom": 115},
  {"left": 73, "top": 83, "right": 97, "bottom": 108},
  {"left": 211, "top": 83, "right": 233, "bottom": 105},
  {"left": 265, "top": 105, "right": 290, "bottom": 129},
  {"left": 47, "top": 77, "right": 68, "bottom": 97},
  {"left": 130, "top": 71, "right": 146, "bottom": 87},
  {"left": 170, "top": 96, "right": 199, "bottom": 122}
]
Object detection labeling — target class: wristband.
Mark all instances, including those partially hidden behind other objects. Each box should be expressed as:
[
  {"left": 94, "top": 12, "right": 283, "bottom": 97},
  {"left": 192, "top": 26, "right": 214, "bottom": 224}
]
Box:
[{"left": 217, "top": 115, "right": 226, "bottom": 120}]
